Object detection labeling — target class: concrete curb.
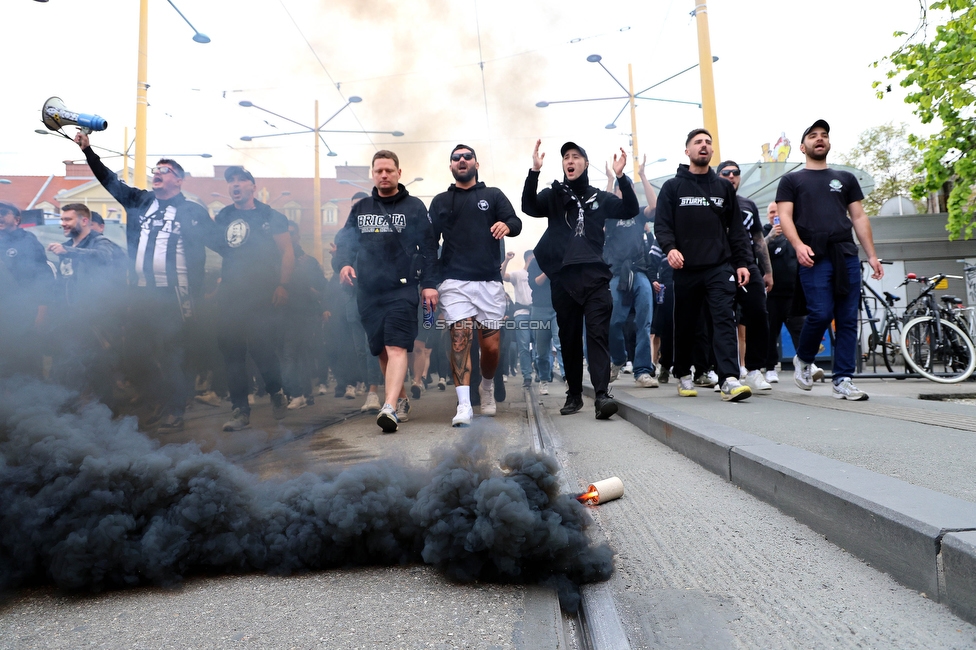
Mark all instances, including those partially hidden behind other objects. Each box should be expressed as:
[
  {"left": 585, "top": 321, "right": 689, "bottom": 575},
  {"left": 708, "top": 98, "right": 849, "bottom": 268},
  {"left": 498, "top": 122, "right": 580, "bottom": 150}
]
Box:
[{"left": 584, "top": 385, "right": 976, "bottom": 624}]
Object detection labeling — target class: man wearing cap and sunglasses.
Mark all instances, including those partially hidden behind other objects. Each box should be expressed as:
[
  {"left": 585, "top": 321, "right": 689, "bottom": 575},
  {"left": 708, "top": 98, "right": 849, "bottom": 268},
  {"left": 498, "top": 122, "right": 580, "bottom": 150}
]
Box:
[
  {"left": 775, "top": 119, "right": 883, "bottom": 400},
  {"left": 75, "top": 130, "right": 212, "bottom": 432},
  {"left": 522, "top": 139, "right": 639, "bottom": 420},
  {"left": 429, "top": 144, "right": 522, "bottom": 427},
  {"left": 210, "top": 165, "right": 294, "bottom": 431}
]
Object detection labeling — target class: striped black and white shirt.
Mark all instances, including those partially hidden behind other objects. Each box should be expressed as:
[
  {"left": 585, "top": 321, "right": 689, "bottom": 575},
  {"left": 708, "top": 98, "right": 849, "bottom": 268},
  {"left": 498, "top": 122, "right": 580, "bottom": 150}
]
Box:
[{"left": 135, "top": 198, "right": 188, "bottom": 289}]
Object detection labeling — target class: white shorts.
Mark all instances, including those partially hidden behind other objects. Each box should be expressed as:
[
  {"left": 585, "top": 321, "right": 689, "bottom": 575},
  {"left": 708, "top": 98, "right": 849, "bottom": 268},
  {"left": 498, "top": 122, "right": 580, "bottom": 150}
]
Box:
[{"left": 438, "top": 279, "right": 507, "bottom": 328}]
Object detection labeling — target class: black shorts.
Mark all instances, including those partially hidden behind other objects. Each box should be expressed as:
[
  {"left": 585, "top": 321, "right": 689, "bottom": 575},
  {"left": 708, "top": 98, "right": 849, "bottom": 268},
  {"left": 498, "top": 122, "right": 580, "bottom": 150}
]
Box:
[{"left": 360, "top": 294, "right": 419, "bottom": 356}]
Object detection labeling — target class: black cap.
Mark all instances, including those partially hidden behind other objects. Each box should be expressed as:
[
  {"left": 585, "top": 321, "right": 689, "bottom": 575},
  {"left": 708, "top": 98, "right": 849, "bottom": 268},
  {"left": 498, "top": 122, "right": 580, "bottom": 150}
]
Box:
[
  {"left": 451, "top": 143, "right": 476, "bottom": 159},
  {"left": 560, "top": 141, "right": 588, "bottom": 161},
  {"left": 224, "top": 165, "right": 255, "bottom": 183},
  {"left": 716, "top": 160, "right": 740, "bottom": 174},
  {"left": 90, "top": 212, "right": 104, "bottom": 225},
  {"left": 801, "top": 119, "right": 830, "bottom": 142},
  {"left": 0, "top": 201, "right": 19, "bottom": 218}
]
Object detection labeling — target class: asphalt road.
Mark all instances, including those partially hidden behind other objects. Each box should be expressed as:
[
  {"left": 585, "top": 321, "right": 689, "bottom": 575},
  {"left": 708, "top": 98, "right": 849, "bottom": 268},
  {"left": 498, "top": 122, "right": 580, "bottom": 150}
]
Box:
[{"left": 3, "top": 378, "right": 976, "bottom": 648}]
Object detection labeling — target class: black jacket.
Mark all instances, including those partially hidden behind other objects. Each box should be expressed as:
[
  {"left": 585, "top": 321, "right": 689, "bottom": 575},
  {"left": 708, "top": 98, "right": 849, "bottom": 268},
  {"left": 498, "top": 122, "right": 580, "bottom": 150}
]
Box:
[
  {"left": 521, "top": 170, "right": 639, "bottom": 277},
  {"left": 82, "top": 146, "right": 211, "bottom": 297},
  {"left": 429, "top": 182, "right": 522, "bottom": 283},
  {"left": 334, "top": 184, "right": 437, "bottom": 296},
  {"left": 654, "top": 165, "right": 752, "bottom": 271},
  {"left": 56, "top": 231, "right": 127, "bottom": 306}
]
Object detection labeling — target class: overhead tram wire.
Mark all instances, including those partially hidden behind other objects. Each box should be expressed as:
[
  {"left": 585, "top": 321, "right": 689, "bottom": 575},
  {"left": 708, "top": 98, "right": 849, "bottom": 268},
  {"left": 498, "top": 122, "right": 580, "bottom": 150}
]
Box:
[
  {"left": 473, "top": 0, "right": 495, "bottom": 181},
  {"left": 277, "top": 0, "right": 377, "bottom": 153}
]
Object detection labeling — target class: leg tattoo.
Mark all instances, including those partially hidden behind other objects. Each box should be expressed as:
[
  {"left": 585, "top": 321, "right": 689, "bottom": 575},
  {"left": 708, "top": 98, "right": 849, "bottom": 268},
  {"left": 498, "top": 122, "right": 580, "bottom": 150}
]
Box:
[{"left": 450, "top": 320, "right": 473, "bottom": 387}]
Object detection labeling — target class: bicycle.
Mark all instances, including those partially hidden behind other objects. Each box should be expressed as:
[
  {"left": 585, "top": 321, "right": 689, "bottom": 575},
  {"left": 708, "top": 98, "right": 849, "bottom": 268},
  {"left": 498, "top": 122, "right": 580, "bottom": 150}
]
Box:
[
  {"left": 858, "top": 260, "right": 902, "bottom": 373},
  {"left": 898, "top": 273, "right": 976, "bottom": 383}
]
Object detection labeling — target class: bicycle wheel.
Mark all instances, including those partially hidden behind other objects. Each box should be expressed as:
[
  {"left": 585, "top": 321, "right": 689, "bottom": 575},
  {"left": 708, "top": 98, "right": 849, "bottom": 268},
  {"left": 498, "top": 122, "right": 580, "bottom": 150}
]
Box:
[
  {"left": 881, "top": 320, "right": 903, "bottom": 373},
  {"left": 900, "top": 316, "right": 976, "bottom": 383}
]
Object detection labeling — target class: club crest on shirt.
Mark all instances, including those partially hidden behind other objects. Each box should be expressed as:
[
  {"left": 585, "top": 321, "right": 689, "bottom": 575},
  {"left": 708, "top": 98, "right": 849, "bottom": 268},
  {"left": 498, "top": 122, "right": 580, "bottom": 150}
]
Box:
[
  {"left": 225, "top": 219, "right": 250, "bottom": 248},
  {"left": 829, "top": 179, "right": 844, "bottom": 193},
  {"left": 477, "top": 200, "right": 489, "bottom": 211},
  {"left": 5, "top": 247, "right": 16, "bottom": 258}
]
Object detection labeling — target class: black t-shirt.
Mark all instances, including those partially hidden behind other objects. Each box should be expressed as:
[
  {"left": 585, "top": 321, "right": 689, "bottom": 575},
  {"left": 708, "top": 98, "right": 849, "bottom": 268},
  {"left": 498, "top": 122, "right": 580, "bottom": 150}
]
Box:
[
  {"left": 775, "top": 168, "right": 864, "bottom": 257},
  {"left": 527, "top": 257, "right": 552, "bottom": 308},
  {"left": 603, "top": 208, "right": 650, "bottom": 274},
  {"left": 212, "top": 202, "right": 289, "bottom": 301}
]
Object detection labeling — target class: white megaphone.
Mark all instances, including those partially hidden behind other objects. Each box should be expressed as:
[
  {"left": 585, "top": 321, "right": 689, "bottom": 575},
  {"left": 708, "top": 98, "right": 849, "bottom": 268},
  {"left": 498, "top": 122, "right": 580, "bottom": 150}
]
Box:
[{"left": 40, "top": 96, "right": 108, "bottom": 134}]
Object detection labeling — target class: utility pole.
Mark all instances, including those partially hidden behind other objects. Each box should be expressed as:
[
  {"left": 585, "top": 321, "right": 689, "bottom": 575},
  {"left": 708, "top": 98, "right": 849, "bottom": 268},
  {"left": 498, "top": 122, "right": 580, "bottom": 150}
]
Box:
[
  {"left": 694, "top": 1, "right": 721, "bottom": 164},
  {"left": 135, "top": 0, "right": 149, "bottom": 190}
]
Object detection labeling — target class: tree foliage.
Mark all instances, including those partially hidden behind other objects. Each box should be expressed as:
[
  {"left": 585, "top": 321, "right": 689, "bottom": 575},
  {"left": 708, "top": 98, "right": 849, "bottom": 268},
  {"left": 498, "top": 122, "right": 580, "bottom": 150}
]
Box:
[
  {"left": 839, "top": 123, "right": 924, "bottom": 216},
  {"left": 875, "top": 0, "right": 976, "bottom": 239}
]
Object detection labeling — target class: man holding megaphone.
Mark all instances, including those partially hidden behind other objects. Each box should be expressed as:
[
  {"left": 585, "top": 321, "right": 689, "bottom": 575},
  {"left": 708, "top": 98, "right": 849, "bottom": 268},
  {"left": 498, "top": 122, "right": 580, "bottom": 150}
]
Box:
[{"left": 75, "top": 130, "right": 213, "bottom": 433}]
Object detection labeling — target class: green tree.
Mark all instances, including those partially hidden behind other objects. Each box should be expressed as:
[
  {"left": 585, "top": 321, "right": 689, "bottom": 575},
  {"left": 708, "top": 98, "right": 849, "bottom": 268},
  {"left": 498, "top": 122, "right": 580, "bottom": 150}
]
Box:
[
  {"left": 875, "top": 0, "right": 976, "bottom": 238},
  {"left": 839, "top": 123, "right": 924, "bottom": 216}
]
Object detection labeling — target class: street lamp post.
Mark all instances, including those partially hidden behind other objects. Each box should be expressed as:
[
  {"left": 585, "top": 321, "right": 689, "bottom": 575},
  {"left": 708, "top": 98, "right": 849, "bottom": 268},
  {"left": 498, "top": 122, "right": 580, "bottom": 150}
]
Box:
[
  {"left": 134, "top": 0, "right": 210, "bottom": 191},
  {"left": 239, "top": 98, "right": 404, "bottom": 263},
  {"left": 536, "top": 55, "right": 714, "bottom": 177}
]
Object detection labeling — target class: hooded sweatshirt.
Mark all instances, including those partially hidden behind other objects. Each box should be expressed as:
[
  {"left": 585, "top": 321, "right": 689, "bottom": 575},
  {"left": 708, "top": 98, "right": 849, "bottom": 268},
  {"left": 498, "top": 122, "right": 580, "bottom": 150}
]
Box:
[
  {"left": 334, "top": 184, "right": 437, "bottom": 298},
  {"left": 653, "top": 165, "right": 752, "bottom": 272},
  {"left": 521, "top": 169, "right": 639, "bottom": 277},
  {"left": 429, "top": 181, "right": 522, "bottom": 283}
]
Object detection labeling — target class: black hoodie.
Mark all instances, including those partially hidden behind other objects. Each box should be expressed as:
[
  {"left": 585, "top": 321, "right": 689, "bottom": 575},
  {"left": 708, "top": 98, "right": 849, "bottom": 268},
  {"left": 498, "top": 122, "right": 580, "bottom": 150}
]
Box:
[
  {"left": 653, "top": 165, "right": 752, "bottom": 271},
  {"left": 334, "top": 184, "right": 437, "bottom": 298},
  {"left": 521, "top": 170, "right": 638, "bottom": 277},
  {"left": 429, "top": 182, "right": 522, "bottom": 283}
]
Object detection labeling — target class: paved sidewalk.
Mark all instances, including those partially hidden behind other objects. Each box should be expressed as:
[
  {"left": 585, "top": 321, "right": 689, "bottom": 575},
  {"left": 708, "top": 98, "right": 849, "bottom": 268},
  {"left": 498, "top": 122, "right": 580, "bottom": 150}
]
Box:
[{"left": 590, "top": 373, "right": 976, "bottom": 625}]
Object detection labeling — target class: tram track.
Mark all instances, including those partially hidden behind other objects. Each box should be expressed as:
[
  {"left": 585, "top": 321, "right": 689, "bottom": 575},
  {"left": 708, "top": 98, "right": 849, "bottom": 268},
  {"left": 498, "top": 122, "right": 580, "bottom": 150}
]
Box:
[{"left": 525, "top": 387, "right": 632, "bottom": 650}]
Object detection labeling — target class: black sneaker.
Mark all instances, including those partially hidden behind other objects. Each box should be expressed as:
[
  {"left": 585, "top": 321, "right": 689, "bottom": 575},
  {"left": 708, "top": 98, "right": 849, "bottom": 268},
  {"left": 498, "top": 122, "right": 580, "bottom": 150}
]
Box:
[
  {"left": 560, "top": 393, "right": 584, "bottom": 415},
  {"left": 659, "top": 367, "right": 670, "bottom": 384},
  {"left": 522, "top": 378, "right": 532, "bottom": 388},
  {"left": 157, "top": 414, "right": 184, "bottom": 433},
  {"left": 271, "top": 391, "right": 288, "bottom": 420},
  {"left": 411, "top": 384, "right": 422, "bottom": 399},
  {"left": 594, "top": 396, "right": 618, "bottom": 420},
  {"left": 222, "top": 408, "right": 250, "bottom": 431}
]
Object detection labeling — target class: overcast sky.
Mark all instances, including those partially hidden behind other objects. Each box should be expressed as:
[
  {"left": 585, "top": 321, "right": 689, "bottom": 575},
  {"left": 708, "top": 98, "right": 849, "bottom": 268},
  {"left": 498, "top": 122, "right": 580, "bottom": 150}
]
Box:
[{"left": 0, "top": 0, "right": 929, "bottom": 252}]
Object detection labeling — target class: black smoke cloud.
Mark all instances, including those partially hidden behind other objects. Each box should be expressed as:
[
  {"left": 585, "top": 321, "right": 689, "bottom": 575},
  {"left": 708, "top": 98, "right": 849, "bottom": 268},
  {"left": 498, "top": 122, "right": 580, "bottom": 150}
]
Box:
[{"left": 0, "top": 379, "right": 613, "bottom": 611}]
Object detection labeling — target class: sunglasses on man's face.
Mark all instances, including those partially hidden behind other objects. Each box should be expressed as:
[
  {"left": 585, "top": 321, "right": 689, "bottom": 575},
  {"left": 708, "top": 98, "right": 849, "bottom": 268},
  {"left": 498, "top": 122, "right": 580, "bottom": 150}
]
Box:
[
  {"left": 152, "top": 166, "right": 179, "bottom": 176},
  {"left": 719, "top": 169, "right": 741, "bottom": 177},
  {"left": 451, "top": 152, "right": 475, "bottom": 162}
]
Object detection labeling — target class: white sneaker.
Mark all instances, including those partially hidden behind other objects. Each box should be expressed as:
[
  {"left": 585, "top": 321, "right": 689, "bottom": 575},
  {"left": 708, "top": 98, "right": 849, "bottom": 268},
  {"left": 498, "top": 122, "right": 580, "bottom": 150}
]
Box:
[
  {"left": 706, "top": 370, "right": 719, "bottom": 386},
  {"left": 316, "top": 383, "right": 328, "bottom": 395},
  {"left": 721, "top": 377, "right": 752, "bottom": 402},
  {"left": 452, "top": 403, "right": 473, "bottom": 427},
  {"left": 396, "top": 397, "right": 410, "bottom": 422},
  {"left": 610, "top": 363, "right": 624, "bottom": 382},
  {"left": 356, "top": 382, "right": 366, "bottom": 396},
  {"left": 622, "top": 361, "right": 633, "bottom": 374},
  {"left": 195, "top": 390, "right": 222, "bottom": 407},
  {"left": 765, "top": 369, "right": 780, "bottom": 384},
  {"left": 833, "top": 378, "right": 868, "bottom": 401},
  {"left": 343, "top": 384, "right": 357, "bottom": 399},
  {"left": 377, "top": 403, "right": 398, "bottom": 433},
  {"left": 540, "top": 381, "right": 549, "bottom": 395},
  {"left": 635, "top": 373, "right": 659, "bottom": 388},
  {"left": 793, "top": 355, "right": 813, "bottom": 391},
  {"left": 287, "top": 395, "right": 307, "bottom": 410},
  {"left": 677, "top": 375, "right": 698, "bottom": 397},
  {"left": 361, "top": 391, "right": 381, "bottom": 413},
  {"left": 480, "top": 384, "right": 496, "bottom": 416},
  {"left": 811, "top": 363, "right": 825, "bottom": 381},
  {"left": 743, "top": 369, "right": 772, "bottom": 392}
]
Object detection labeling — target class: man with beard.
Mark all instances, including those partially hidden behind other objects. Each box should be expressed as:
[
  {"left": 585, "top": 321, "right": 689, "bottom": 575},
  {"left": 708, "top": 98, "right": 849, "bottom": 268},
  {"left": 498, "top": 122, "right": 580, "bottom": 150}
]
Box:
[
  {"left": 335, "top": 150, "right": 439, "bottom": 433},
  {"left": 521, "top": 140, "right": 638, "bottom": 420},
  {"left": 429, "top": 144, "right": 522, "bottom": 427},
  {"left": 210, "top": 166, "right": 293, "bottom": 431},
  {"left": 776, "top": 120, "right": 883, "bottom": 400},
  {"left": 75, "top": 131, "right": 211, "bottom": 431},
  {"left": 653, "top": 129, "right": 754, "bottom": 402},
  {"left": 0, "top": 202, "right": 53, "bottom": 378},
  {"left": 47, "top": 203, "right": 126, "bottom": 398}
]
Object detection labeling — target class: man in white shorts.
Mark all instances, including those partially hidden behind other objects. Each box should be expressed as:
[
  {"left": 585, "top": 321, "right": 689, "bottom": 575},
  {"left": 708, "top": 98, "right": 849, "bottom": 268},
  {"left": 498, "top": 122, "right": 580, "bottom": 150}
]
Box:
[{"left": 429, "top": 144, "right": 523, "bottom": 426}]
